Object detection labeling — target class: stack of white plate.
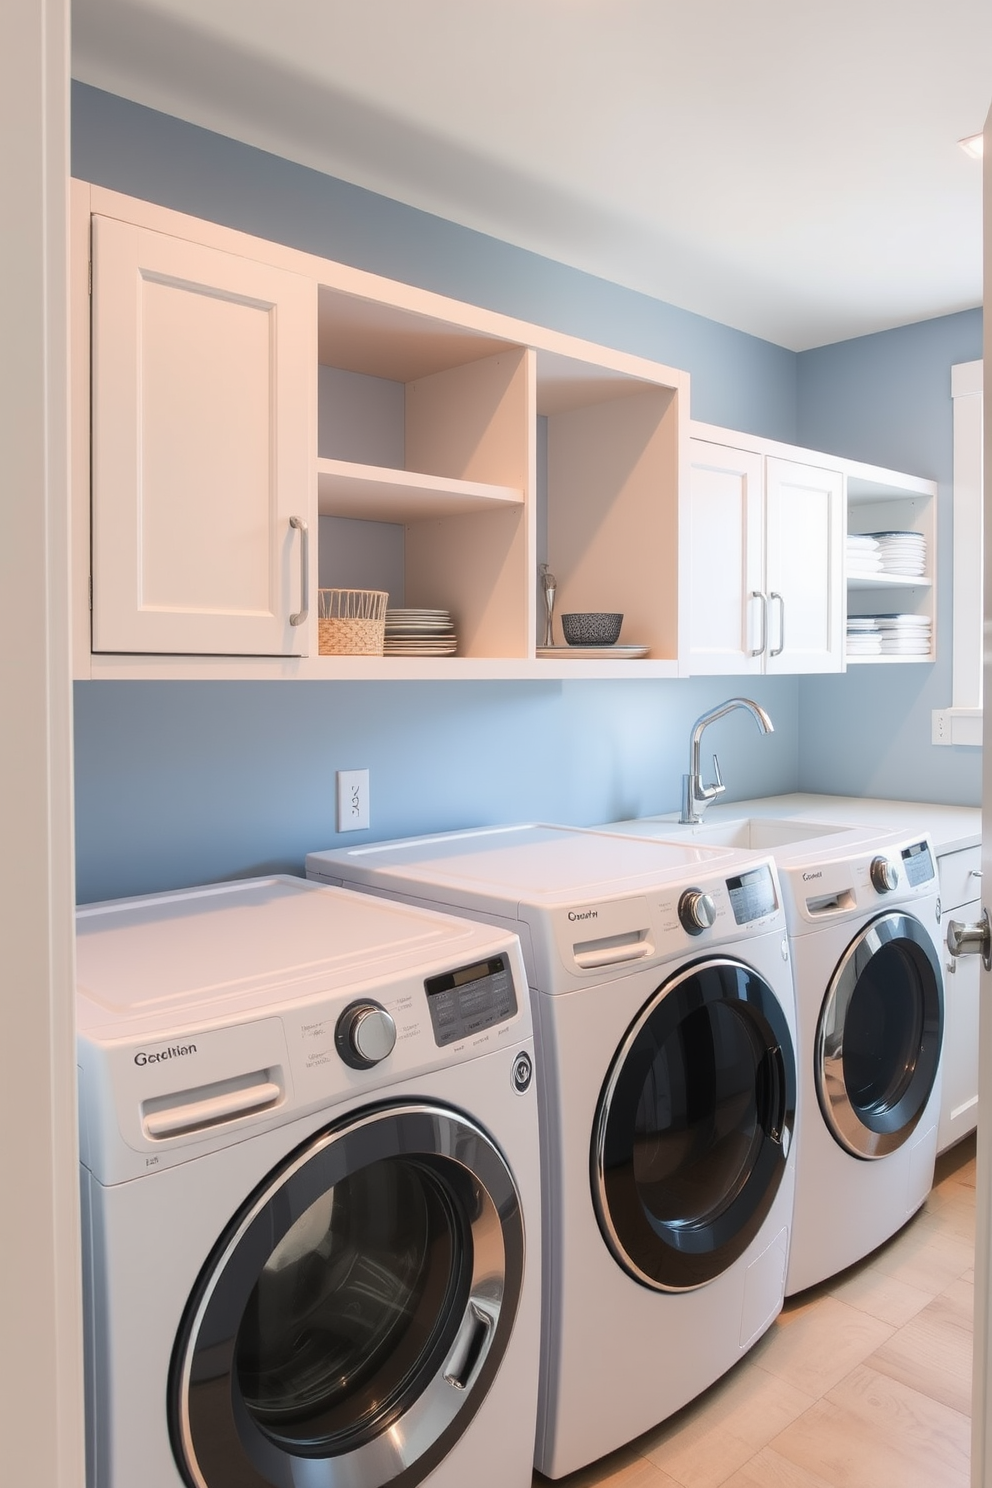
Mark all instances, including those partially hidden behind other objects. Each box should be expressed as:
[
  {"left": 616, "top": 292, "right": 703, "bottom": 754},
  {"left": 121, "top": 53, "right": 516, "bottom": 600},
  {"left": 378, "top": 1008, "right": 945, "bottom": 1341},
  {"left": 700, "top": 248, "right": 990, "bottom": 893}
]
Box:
[
  {"left": 866, "top": 530, "right": 927, "bottom": 577},
  {"left": 847, "top": 613, "right": 931, "bottom": 657},
  {"left": 845, "top": 617, "right": 882, "bottom": 655},
  {"left": 384, "top": 609, "right": 457, "bottom": 656}
]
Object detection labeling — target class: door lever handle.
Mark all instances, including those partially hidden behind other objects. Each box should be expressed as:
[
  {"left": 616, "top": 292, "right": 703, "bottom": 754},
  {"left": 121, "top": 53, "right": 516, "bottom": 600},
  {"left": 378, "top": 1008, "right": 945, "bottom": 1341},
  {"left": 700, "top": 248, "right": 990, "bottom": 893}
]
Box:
[{"left": 947, "top": 909, "right": 992, "bottom": 972}]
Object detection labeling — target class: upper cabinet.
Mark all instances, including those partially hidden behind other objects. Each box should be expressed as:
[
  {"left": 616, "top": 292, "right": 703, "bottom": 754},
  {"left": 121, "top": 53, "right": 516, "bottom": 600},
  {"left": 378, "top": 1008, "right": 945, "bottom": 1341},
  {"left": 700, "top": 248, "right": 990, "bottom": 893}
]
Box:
[
  {"left": 72, "top": 181, "right": 689, "bottom": 681},
  {"left": 687, "top": 431, "right": 844, "bottom": 675},
  {"left": 90, "top": 216, "right": 316, "bottom": 656},
  {"left": 686, "top": 423, "right": 937, "bottom": 676}
]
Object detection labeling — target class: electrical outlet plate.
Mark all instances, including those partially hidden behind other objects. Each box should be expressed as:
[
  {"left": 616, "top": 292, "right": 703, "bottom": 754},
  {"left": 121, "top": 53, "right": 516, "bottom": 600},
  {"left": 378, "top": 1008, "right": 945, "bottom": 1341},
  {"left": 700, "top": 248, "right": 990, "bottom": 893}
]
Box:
[{"left": 336, "top": 769, "right": 370, "bottom": 832}]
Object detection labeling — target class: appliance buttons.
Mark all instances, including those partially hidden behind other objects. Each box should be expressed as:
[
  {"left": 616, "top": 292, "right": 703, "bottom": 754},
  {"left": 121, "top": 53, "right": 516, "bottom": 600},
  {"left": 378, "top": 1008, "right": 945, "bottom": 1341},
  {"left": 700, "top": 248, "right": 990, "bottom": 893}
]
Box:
[{"left": 512, "top": 1051, "right": 534, "bottom": 1094}]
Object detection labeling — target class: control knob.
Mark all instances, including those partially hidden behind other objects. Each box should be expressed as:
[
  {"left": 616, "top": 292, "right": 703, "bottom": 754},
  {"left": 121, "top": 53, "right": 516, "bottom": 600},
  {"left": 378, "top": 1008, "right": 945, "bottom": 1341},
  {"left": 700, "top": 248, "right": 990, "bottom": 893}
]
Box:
[
  {"left": 335, "top": 1000, "right": 397, "bottom": 1069},
  {"left": 869, "top": 856, "right": 899, "bottom": 894},
  {"left": 678, "top": 888, "right": 717, "bottom": 935}
]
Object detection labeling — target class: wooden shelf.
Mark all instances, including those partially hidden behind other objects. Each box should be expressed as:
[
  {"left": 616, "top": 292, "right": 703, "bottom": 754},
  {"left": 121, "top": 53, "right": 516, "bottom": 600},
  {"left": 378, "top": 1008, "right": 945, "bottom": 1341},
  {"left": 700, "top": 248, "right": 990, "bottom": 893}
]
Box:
[
  {"left": 85, "top": 653, "right": 680, "bottom": 681},
  {"left": 317, "top": 458, "right": 523, "bottom": 521}
]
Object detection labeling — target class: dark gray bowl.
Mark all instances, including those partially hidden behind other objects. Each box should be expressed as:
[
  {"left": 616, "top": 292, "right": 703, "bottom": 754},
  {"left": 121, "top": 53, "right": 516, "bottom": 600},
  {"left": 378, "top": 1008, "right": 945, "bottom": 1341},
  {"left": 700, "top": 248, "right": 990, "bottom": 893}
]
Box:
[{"left": 561, "top": 612, "right": 623, "bottom": 646}]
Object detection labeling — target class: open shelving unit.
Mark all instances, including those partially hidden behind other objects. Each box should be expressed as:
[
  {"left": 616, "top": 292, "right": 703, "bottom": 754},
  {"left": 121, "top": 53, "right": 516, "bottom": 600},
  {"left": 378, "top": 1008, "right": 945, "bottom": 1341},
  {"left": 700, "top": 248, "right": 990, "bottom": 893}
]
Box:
[{"left": 845, "top": 463, "right": 938, "bottom": 666}]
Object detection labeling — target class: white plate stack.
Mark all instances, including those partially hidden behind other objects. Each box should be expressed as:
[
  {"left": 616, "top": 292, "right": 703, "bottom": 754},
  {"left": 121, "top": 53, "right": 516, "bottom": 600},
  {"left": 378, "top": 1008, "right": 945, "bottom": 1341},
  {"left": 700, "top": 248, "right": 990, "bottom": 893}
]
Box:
[
  {"left": 865, "top": 530, "right": 927, "bottom": 577},
  {"left": 847, "top": 613, "right": 931, "bottom": 658},
  {"left": 845, "top": 617, "right": 883, "bottom": 656},
  {"left": 383, "top": 609, "right": 458, "bottom": 656}
]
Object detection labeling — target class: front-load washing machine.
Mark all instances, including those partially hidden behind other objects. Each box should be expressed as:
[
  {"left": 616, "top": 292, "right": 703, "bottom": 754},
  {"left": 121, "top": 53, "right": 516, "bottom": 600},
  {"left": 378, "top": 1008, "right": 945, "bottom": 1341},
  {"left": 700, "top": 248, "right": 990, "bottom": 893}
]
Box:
[
  {"left": 306, "top": 826, "right": 798, "bottom": 1479},
  {"left": 770, "top": 828, "right": 945, "bottom": 1295},
  {"left": 75, "top": 874, "right": 541, "bottom": 1488}
]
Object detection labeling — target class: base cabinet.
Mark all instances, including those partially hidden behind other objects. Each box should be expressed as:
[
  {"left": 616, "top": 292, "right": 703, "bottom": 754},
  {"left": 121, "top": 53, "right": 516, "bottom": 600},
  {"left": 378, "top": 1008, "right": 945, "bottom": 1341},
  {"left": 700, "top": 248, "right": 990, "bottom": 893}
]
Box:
[
  {"left": 937, "top": 846, "right": 983, "bottom": 1152},
  {"left": 687, "top": 435, "right": 844, "bottom": 675}
]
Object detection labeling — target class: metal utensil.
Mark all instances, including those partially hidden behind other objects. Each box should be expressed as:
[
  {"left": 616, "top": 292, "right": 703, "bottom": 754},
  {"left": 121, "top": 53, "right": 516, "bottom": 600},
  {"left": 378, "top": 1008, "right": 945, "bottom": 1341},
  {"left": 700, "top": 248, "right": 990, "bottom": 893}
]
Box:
[{"left": 540, "top": 564, "right": 557, "bottom": 647}]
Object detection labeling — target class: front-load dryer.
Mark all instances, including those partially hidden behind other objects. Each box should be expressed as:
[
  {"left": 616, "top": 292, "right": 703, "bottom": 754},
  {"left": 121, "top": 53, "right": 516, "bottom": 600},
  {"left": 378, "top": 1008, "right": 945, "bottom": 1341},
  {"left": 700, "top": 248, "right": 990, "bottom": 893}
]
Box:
[
  {"left": 306, "top": 826, "right": 798, "bottom": 1479},
  {"left": 770, "top": 829, "right": 945, "bottom": 1295},
  {"left": 75, "top": 874, "right": 541, "bottom": 1488}
]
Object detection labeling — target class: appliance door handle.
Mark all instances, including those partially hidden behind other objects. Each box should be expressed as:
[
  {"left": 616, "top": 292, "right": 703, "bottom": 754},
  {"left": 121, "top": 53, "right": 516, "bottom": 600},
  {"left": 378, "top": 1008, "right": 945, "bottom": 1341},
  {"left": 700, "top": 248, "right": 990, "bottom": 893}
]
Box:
[
  {"left": 750, "top": 591, "right": 768, "bottom": 657},
  {"left": 764, "top": 1043, "right": 787, "bottom": 1144},
  {"left": 769, "top": 591, "right": 785, "bottom": 657},
  {"left": 289, "top": 515, "right": 309, "bottom": 626}
]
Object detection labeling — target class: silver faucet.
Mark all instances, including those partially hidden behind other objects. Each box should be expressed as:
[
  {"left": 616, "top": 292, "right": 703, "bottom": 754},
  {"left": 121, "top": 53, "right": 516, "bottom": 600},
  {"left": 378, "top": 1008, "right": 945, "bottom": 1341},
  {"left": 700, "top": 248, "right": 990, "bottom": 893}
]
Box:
[{"left": 680, "top": 697, "right": 774, "bottom": 824}]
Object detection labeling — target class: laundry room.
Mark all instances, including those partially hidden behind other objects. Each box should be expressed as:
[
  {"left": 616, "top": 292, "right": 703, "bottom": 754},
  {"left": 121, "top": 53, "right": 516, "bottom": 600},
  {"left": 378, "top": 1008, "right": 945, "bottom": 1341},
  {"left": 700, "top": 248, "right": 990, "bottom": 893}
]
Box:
[{"left": 5, "top": 6, "right": 988, "bottom": 1488}]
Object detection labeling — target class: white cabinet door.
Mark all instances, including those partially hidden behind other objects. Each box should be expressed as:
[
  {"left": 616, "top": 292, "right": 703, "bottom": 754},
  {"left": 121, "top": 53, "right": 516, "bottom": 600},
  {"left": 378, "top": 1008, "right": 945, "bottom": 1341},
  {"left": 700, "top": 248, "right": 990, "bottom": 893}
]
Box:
[
  {"left": 764, "top": 457, "right": 844, "bottom": 674},
  {"left": 687, "top": 439, "right": 765, "bottom": 675},
  {"left": 91, "top": 216, "right": 315, "bottom": 655},
  {"left": 687, "top": 443, "right": 843, "bottom": 676}
]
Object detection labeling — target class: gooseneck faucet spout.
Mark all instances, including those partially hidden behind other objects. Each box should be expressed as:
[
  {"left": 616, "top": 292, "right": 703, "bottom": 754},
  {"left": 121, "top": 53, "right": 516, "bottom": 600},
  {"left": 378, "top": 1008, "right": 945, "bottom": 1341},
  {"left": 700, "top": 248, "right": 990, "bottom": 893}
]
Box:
[{"left": 679, "top": 697, "right": 774, "bottom": 825}]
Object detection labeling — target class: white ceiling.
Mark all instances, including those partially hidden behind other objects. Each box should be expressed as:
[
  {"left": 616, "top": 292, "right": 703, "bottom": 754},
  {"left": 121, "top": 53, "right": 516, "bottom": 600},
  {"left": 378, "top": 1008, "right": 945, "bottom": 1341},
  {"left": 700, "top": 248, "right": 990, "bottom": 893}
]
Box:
[{"left": 72, "top": 0, "right": 989, "bottom": 351}]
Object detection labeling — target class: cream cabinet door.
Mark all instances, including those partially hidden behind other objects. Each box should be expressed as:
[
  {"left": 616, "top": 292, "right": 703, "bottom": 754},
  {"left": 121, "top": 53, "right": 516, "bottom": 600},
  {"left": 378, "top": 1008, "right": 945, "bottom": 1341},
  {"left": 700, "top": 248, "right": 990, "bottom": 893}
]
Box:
[
  {"left": 91, "top": 216, "right": 315, "bottom": 655},
  {"left": 687, "top": 439, "right": 765, "bottom": 675},
  {"left": 764, "top": 456, "right": 844, "bottom": 674}
]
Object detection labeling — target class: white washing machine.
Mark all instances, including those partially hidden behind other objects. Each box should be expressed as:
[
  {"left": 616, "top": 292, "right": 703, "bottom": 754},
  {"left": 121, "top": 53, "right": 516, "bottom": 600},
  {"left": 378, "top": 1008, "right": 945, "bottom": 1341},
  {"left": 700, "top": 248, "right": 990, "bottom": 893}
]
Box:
[
  {"left": 76, "top": 874, "right": 542, "bottom": 1488},
  {"left": 306, "top": 826, "right": 798, "bottom": 1480},
  {"left": 770, "top": 827, "right": 945, "bottom": 1295}
]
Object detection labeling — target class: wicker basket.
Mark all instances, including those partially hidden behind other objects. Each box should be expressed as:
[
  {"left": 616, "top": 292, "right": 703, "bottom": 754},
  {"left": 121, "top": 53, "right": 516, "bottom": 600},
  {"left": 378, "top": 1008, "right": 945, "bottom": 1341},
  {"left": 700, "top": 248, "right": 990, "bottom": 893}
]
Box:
[{"left": 318, "top": 589, "right": 388, "bottom": 656}]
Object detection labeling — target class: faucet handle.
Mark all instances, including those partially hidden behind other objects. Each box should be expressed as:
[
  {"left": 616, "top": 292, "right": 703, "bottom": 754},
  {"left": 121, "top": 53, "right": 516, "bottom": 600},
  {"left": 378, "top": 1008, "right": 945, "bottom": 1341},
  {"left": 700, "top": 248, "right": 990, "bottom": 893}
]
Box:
[{"left": 703, "top": 753, "right": 726, "bottom": 800}]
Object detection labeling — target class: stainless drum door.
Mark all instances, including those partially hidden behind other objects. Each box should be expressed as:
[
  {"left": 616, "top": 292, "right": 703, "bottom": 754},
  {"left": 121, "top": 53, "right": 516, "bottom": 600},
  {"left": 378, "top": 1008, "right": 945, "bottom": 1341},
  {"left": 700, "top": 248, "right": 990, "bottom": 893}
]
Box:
[
  {"left": 592, "top": 957, "right": 796, "bottom": 1292},
  {"left": 169, "top": 1102, "right": 524, "bottom": 1488},
  {"left": 815, "top": 911, "right": 943, "bottom": 1159}
]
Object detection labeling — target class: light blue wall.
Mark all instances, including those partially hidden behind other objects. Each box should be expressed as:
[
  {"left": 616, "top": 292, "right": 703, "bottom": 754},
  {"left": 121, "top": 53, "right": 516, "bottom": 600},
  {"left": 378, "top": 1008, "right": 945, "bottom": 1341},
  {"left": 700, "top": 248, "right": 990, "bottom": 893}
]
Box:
[
  {"left": 74, "top": 678, "right": 798, "bottom": 903},
  {"left": 796, "top": 311, "right": 983, "bottom": 806}
]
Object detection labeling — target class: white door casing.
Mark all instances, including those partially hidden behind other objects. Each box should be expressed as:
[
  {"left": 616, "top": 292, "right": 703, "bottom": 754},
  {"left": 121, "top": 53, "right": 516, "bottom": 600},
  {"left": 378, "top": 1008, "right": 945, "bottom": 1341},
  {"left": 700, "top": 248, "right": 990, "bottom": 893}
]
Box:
[{"left": 970, "top": 98, "right": 991, "bottom": 1488}]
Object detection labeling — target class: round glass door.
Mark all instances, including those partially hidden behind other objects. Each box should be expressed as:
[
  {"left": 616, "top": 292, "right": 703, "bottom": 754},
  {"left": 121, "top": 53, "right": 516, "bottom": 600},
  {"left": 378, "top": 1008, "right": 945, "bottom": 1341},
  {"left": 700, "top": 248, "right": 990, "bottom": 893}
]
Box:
[
  {"left": 816, "top": 911, "right": 943, "bottom": 1159},
  {"left": 592, "top": 957, "right": 796, "bottom": 1293},
  {"left": 169, "top": 1102, "right": 524, "bottom": 1488}
]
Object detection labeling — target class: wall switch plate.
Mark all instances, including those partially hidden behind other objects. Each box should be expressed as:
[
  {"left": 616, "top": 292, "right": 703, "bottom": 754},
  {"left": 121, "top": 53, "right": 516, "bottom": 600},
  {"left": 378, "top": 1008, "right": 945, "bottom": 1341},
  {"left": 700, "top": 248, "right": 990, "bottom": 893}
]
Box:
[{"left": 336, "top": 769, "right": 370, "bottom": 832}]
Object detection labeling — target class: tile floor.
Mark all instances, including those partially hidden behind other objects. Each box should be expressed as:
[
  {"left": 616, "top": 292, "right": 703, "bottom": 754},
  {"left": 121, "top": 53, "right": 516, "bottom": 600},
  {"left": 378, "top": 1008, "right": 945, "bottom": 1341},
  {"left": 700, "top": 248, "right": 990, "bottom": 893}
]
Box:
[{"left": 535, "top": 1134, "right": 976, "bottom": 1488}]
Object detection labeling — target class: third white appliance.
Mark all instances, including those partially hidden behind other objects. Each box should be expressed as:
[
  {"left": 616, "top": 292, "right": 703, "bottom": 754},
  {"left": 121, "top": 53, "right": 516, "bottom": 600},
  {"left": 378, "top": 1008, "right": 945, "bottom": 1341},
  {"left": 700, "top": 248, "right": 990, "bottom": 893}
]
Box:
[{"left": 771, "top": 828, "right": 944, "bottom": 1294}]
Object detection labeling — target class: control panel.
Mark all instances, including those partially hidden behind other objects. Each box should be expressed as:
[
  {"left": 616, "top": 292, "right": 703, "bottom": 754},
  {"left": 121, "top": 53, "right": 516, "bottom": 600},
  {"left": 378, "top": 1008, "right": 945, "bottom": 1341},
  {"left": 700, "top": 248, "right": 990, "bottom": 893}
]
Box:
[
  {"left": 424, "top": 954, "right": 517, "bottom": 1047},
  {"left": 901, "top": 839, "right": 936, "bottom": 888},
  {"left": 726, "top": 864, "right": 779, "bottom": 926}
]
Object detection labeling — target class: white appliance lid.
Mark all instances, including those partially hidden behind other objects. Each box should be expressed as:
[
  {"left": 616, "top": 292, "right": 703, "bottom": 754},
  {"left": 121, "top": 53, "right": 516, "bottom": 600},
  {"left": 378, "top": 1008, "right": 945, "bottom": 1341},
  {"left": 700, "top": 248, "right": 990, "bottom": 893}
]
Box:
[
  {"left": 75, "top": 875, "right": 485, "bottom": 1024},
  {"left": 325, "top": 824, "right": 740, "bottom": 908}
]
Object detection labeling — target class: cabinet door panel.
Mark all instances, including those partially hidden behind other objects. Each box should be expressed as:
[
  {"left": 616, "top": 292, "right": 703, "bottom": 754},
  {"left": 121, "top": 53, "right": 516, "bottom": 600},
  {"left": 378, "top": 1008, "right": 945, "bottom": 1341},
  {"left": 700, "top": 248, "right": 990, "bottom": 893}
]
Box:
[
  {"left": 764, "top": 457, "right": 843, "bottom": 674},
  {"left": 91, "top": 217, "right": 315, "bottom": 655},
  {"left": 687, "top": 441, "right": 763, "bottom": 674},
  {"left": 938, "top": 897, "right": 980, "bottom": 1152}
]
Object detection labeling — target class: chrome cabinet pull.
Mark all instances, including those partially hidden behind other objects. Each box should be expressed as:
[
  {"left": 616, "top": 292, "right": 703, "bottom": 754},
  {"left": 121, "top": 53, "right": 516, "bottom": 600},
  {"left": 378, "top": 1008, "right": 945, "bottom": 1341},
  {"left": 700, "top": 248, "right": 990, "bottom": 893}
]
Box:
[
  {"left": 289, "top": 515, "right": 309, "bottom": 626},
  {"left": 750, "top": 591, "right": 768, "bottom": 656},
  {"left": 770, "top": 591, "right": 785, "bottom": 657}
]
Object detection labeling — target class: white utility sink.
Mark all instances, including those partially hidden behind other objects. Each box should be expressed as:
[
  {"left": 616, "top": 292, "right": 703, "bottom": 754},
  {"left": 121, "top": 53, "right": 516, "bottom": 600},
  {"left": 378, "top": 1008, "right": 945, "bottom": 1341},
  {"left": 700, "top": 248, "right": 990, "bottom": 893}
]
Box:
[{"left": 610, "top": 816, "right": 851, "bottom": 850}]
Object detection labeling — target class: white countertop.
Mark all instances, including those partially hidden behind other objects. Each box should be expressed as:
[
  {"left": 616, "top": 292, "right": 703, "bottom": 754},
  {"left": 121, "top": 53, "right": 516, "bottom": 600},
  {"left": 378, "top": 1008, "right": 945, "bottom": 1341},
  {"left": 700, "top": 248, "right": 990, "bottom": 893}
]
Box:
[{"left": 671, "top": 793, "right": 981, "bottom": 857}]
